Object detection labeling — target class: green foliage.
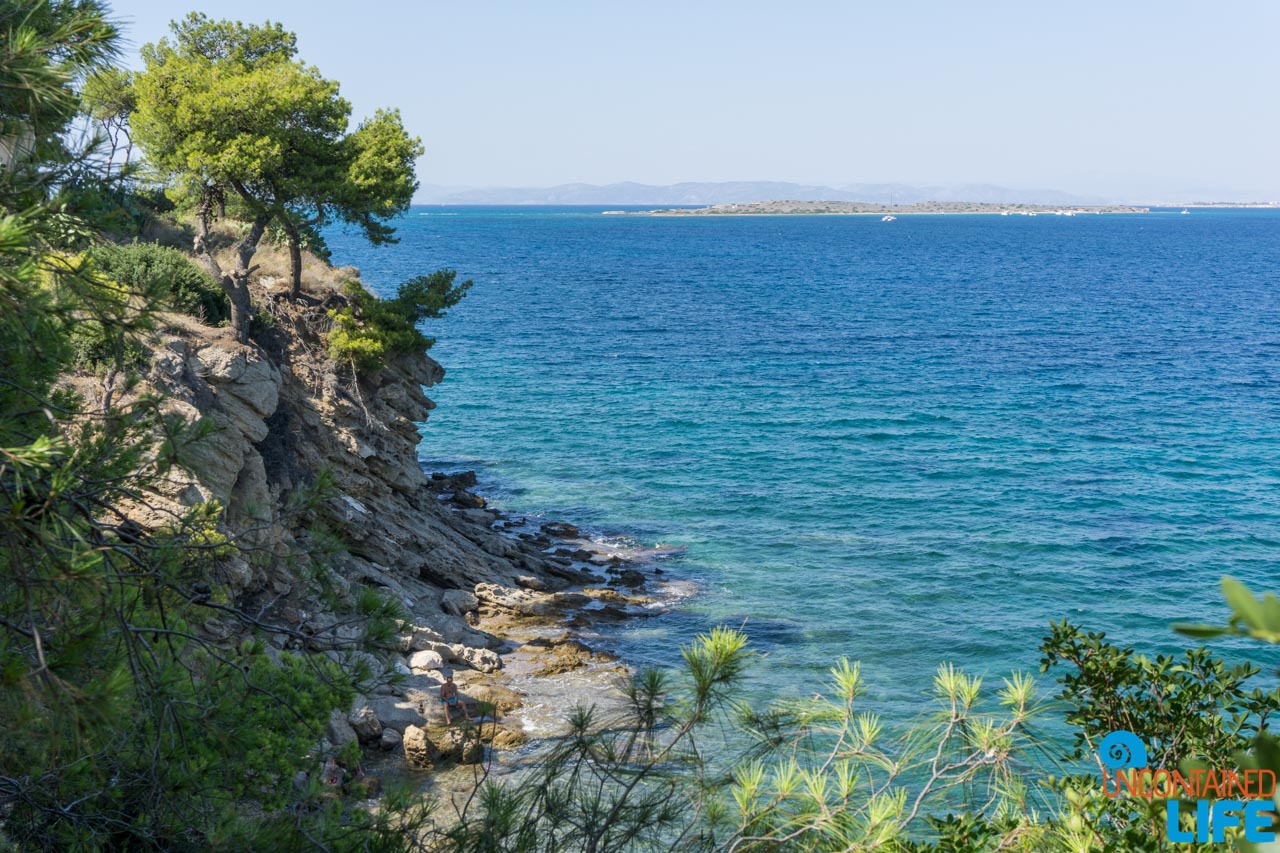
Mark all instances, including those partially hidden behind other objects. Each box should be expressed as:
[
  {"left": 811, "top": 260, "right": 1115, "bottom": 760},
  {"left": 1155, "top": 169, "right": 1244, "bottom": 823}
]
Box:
[
  {"left": 328, "top": 269, "right": 471, "bottom": 373},
  {"left": 0, "top": 0, "right": 119, "bottom": 208},
  {"left": 80, "top": 65, "right": 134, "bottom": 124},
  {"left": 1040, "top": 620, "right": 1278, "bottom": 769},
  {"left": 133, "top": 14, "right": 348, "bottom": 196},
  {"left": 439, "top": 629, "right": 1054, "bottom": 853},
  {"left": 334, "top": 107, "right": 423, "bottom": 244},
  {"left": 88, "top": 240, "right": 229, "bottom": 324},
  {"left": 1038, "top": 621, "right": 1280, "bottom": 852},
  {"left": 0, "top": 5, "right": 422, "bottom": 847},
  {"left": 80, "top": 64, "right": 135, "bottom": 178},
  {"left": 1172, "top": 579, "right": 1280, "bottom": 853},
  {"left": 132, "top": 13, "right": 422, "bottom": 301}
]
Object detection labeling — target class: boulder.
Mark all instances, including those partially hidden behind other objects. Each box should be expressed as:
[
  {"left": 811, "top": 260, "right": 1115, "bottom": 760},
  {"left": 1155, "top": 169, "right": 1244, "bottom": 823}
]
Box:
[
  {"left": 515, "top": 574, "right": 548, "bottom": 591},
  {"left": 409, "top": 649, "right": 445, "bottom": 674},
  {"left": 489, "top": 727, "right": 530, "bottom": 750},
  {"left": 474, "top": 583, "right": 552, "bottom": 617},
  {"left": 434, "top": 727, "right": 483, "bottom": 765},
  {"left": 452, "top": 489, "right": 486, "bottom": 509},
  {"left": 326, "top": 708, "right": 357, "bottom": 749},
  {"left": 459, "top": 508, "right": 497, "bottom": 527},
  {"left": 465, "top": 682, "right": 523, "bottom": 715},
  {"left": 347, "top": 706, "right": 383, "bottom": 745},
  {"left": 441, "top": 589, "right": 479, "bottom": 617},
  {"left": 379, "top": 728, "right": 403, "bottom": 751},
  {"left": 366, "top": 696, "right": 424, "bottom": 733},
  {"left": 407, "top": 625, "right": 453, "bottom": 656},
  {"left": 452, "top": 644, "right": 502, "bottom": 673},
  {"left": 403, "top": 725, "right": 436, "bottom": 770},
  {"left": 430, "top": 613, "right": 499, "bottom": 649}
]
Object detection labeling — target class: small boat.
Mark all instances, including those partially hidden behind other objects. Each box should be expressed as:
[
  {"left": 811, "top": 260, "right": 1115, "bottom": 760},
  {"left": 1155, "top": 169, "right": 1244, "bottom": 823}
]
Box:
[
  {"left": 1180, "top": 209, "right": 1190, "bottom": 214},
  {"left": 881, "top": 215, "right": 896, "bottom": 222}
]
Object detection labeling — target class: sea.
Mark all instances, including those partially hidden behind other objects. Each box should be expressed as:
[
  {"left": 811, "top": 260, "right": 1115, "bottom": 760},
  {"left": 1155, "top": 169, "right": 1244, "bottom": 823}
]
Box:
[{"left": 325, "top": 206, "right": 1280, "bottom": 723}]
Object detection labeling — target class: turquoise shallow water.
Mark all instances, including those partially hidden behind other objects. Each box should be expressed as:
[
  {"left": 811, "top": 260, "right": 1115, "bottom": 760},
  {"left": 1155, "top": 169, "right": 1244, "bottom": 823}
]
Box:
[{"left": 327, "top": 206, "right": 1280, "bottom": 717}]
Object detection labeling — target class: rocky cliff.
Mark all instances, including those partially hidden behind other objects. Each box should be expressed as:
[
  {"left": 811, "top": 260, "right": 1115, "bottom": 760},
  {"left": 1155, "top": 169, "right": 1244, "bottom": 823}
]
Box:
[{"left": 67, "top": 246, "right": 657, "bottom": 767}]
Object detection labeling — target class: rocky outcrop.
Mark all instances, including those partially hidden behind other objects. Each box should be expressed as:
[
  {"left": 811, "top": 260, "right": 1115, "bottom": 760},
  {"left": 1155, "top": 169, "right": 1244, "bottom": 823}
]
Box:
[
  {"left": 64, "top": 251, "right": 665, "bottom": 786},
  {"left": 81, "top": 269, "right": 598, "bottom": 628}
]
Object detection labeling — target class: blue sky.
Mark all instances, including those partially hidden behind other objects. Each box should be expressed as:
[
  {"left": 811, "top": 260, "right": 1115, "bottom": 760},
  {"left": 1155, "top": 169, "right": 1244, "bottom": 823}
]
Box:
[{"left": 106, "top": 1, "right": 1280, "bottom": 201}]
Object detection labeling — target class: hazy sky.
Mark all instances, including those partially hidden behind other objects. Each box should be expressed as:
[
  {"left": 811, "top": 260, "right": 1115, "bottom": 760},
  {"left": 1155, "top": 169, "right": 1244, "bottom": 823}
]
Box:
[{"left": 107, "top": 1, "right": 1280, "bottom": 201}]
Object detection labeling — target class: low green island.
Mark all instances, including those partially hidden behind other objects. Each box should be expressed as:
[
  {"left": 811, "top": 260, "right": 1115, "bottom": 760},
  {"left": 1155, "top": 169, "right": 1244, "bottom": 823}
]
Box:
[{"left": 609, "top": 200, "right": 1150, "bottom": 216}]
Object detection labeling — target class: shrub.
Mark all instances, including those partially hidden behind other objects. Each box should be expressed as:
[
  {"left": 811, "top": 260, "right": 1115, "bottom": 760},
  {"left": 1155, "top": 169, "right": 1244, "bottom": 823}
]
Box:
[
  {"left": 327, "top": 269, "right": 471, "bottom": 373},
  {"left": 88, "top": 240, "right": 230, "bottom": 324}
]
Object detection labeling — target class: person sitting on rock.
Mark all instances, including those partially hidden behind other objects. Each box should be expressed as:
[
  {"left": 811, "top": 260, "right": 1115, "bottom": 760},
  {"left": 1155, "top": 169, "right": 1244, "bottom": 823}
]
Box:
[{"left": 440, "top": 672, "right": 461, "bottom": 724}]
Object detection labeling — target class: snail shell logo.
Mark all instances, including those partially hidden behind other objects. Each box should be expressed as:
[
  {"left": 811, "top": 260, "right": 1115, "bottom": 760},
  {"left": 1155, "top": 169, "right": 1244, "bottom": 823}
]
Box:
[{"left": 1099, "top": 730, "right": 1148, "bottom": 769}]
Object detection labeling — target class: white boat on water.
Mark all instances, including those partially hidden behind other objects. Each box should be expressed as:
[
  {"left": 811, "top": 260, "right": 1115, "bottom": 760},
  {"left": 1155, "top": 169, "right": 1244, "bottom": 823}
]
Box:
[
  {"left": 881, "top": 215, "right": 896, "bottom": 222},
  {"left": 1181, "top": 209, "right": 1190, "bottom": 214}
]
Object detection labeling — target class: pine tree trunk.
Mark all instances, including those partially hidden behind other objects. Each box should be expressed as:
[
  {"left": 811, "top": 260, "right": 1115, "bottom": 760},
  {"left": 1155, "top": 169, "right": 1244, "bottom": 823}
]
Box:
[
  {"left": 288, "top": 237, "right": 302, "bottom": 299},
  {"left": 192, "top": 193, "right": 269, "bottom": 345},
  {"left": 226, "top": 274, "right": 253, "bottom": 345},
  {"left": 283, "top": 220, "right": 303, "bottom": 299}
]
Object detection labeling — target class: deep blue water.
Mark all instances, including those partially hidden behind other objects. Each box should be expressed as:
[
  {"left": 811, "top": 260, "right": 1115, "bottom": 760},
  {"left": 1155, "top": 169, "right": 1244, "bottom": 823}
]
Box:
[{"left": 326, "top": 206, "right": 1280, "bottom": 718}]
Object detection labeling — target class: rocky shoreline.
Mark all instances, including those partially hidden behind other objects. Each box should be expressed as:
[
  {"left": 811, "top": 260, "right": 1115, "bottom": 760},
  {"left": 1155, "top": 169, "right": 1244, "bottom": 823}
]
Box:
[
  {"left": 325, "top": 470, "right": 685, "bottom": 800},
  {"left": 68, "top": 236, "right": 691, "bottom": 812}
]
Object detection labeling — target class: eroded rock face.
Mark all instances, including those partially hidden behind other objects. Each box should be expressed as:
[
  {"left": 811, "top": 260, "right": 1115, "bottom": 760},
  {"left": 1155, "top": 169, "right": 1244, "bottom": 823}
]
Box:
[
  {"left": 77, "top": 269, "right": 646, "bottom": 777},
  {"left": 195, "top": 344, "right": 281, "bottom": 443}
]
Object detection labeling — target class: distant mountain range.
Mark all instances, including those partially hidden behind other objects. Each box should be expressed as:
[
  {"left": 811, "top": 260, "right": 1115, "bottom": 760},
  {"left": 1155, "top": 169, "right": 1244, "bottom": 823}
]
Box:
[{"left": 416, "top": 181, "right": 1112, "bottom": 206}]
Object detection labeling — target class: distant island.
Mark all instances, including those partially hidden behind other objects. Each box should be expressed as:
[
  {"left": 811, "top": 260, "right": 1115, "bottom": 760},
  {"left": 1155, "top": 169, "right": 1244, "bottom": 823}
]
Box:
[
  {"left": 417, "top": 180, "right": 1110, "bottom": 206},
  {"left": 609, "top": 200, "right": 1150, "bottom": 216},
  {"left": 1179, "top": 201, "right": 1280, "bottom": 209}
]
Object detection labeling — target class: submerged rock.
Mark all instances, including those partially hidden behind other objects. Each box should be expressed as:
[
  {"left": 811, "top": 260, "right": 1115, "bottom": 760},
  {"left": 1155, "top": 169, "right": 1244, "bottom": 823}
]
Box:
[{"left": 541, "top": 521, "right": 580, "bottom": 539}]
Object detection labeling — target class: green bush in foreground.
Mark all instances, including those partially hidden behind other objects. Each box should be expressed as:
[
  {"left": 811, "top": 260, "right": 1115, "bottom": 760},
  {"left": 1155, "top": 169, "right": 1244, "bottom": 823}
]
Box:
[
  {"left": 88, "top": 240, "right": 230, "bottom": 324},
  {"left": 0, "top": 3, "right": 417, "bottom": 847},
  {"left": 432, "top": 627, "right": 1050, "bottom": 852},
  {"left": 328, "top": 269, "right": 471, "bottom": 373},
  {"left": 416, "top": 614, "right": 1280, "bottom": 853}
]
